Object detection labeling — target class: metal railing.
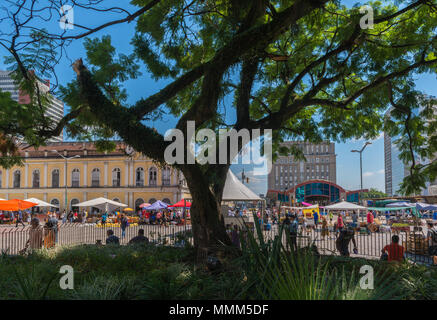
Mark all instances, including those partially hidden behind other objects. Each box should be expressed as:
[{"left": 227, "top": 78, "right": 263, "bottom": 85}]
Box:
[
  {"left": 258, "top": 222, "right": 434, "bottom": 264},
  {"left": 0, "top": 220, "right": 434, "bottom": 265},
  {"left": 0, "top": 222, "right": 193, "bottom": 255}
]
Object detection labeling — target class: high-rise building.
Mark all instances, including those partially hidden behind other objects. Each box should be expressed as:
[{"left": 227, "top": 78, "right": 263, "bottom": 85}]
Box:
[
  {"left": 268, "top": 141, "right": 336, "bottom": 191},
  {"left": 0, "top": 70, "right": 64, "bottom": 142},
  {"left": 384, "top": 132, "right": 409, "bottom": 196},
  {"left": 384, "top": 98, "right": 437, "bottom": 196}
]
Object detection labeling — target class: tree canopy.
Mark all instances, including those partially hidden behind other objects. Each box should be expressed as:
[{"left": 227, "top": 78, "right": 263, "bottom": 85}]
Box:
[{"left": 0, "top": 0, "right": 436, "bottom": 250}]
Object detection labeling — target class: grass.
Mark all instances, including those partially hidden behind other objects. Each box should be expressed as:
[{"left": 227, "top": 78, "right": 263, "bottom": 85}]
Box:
[{"left": 0, "top": 229, "right": 436, "bottom": 300}]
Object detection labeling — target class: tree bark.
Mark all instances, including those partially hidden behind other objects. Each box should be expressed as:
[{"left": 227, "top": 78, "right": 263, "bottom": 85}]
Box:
[{"left": 182, "top": 166, "right": 232, "bottom": 262}]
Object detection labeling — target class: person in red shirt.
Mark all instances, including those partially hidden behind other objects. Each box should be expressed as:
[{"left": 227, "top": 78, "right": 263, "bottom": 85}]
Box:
[
  {"left": 337, "top": 213, "right": 344, "bottom": 232},
  {"left": 367, "top": 211, "right": 374, "bottom": 224},
  {"left": 382, "top": 235, "right": 405, "bottom": 262}
]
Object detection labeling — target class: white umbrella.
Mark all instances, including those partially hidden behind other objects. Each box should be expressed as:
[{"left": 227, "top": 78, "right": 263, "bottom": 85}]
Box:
[
  {"left": 76, "top": 197, "right": 127, "bottom": 212},
  {"left": 25, "top": 198, "right": 58, "bottom": 208}
]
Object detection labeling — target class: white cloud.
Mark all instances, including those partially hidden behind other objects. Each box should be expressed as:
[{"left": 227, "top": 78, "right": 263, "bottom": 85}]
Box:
[{"left": 363, "top": 169, "right": 384, "bottom": 177}]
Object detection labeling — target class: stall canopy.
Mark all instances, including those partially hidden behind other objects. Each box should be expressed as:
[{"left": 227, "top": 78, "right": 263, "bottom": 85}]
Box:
[
  {"left": 324, "top": 201, "right": 366, "bottom": 211},
  {"left": 144, "top": 200, "right": 168, "bottom": 210},
  {"left": 385, "top": 201, "right": 415, "bottom": 208},
  {"left": 24, "top": 198, "right": 57, "bottom": 208},
  {"left": 222, "top": 170, "right": 261, "bottom": 201},
  {"left": 76, "top": 197, "right": 127, "bottom": 212},
  {"left": 169, "top": 199, "right": 191, "bottom": 208},
  {"left": 0, "top": 199, "right": 38, "bottom": 211},
  {"left": 139, "top": 203, "right": 151, "bottom": 208},
  {"left": 416, "top": 203, "right": 437, "bottom": 211}
]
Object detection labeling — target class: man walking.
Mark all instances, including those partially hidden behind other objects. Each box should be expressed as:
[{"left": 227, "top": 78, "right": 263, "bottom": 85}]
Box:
[
  {"left": 336, "top": 226, "right": 357, "bottom": 257},
  {"left": 16, "top": 211, "right": 25, "bottom": 227},
  {"left": 120, "top": 214, "right": 129, "bottom": 238},
  {"left": 289, "top": 214, "right": 299, "bottom": 252},
  {"left": 312, "top": 210, "right": 319, "bottom": 228}
]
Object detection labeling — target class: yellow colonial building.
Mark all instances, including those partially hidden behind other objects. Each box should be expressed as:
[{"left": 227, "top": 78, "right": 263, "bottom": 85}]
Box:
[{"left": 0, "top": 141, "right": 190, "bottom": 211}]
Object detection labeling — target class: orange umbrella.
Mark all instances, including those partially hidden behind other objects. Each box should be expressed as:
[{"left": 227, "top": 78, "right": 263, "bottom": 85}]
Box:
[{"left": 0, "top": 199, "right": 38, "bottom": 211}]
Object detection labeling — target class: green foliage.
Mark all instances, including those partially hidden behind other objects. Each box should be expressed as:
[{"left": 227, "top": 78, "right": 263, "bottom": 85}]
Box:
[{"left": 361, "top": 188, "right": 388, "bottom": 199}]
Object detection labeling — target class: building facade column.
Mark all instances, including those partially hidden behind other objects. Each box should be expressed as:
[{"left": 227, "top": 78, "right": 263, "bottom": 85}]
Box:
[
  {"left": 63, "top": 161, "right": 67, "bottom": 188},
  {"left": 129, "top": 192, "right": 134, "bottom": 208},
  {"left": 104, "top": 161, "right": 108, "bottom": 187},
  {"left": 124, "top": 192, "right": 129, "bottom": 206},
  {"left": 83, "top": 162, "right": 88, "bottom": 187},
  {"left": 83, "top": 191, "right": 87, "bottom": 202},
  {"left": 5, "top": 169, "right": 9, "bottom": 188},
  {"left": 44, "top": 163, "right": 48, "bottom": 187},
  {"left": 24, "top": 163, "right": 28, "bottom": 188},
  {"left": 124, "top": 161, "right": 129, "bottom": 186},
  {"left": 130, "top": 162, "right": 134, "bottom": 187}
]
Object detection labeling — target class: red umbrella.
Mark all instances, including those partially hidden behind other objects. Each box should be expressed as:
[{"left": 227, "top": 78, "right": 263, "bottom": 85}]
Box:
[
  {"left": 169, "top": 199, "right": 192, "bottom": 208},
  {"left": 0, "top": 199, "right": 38, "bottom": 211}
]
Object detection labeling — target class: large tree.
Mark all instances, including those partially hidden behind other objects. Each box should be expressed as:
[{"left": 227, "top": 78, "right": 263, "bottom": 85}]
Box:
[{"left": 0, "top": 0, "right": 436, "bottom": 257}]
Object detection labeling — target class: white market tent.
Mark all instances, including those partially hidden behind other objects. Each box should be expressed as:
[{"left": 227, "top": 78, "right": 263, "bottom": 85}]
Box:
[
  {"left": 324, "top": 201, "right": 366, "bottom": 211},
  {"left": 222, "top": 170, "right": 261, "bottom": 201},
  {"left": 25, "top": 198, "right": 58, "bottom": 208},
  {"left": 76, "top": 197, "right": 127, "bottom": 212},
  {"left": 323, "top": 201, "right": 367, "bottom": 220}
]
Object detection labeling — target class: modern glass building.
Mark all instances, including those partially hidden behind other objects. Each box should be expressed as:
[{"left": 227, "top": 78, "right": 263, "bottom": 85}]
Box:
[
  {"left": 0, "top": 70, "right": 64, "bottom": 142},
  {"left": 384, "top": 132, "right": 409, "bottom": 196},
  {"left": 267, "top": 180, "right": 367, "bottom": 205}
]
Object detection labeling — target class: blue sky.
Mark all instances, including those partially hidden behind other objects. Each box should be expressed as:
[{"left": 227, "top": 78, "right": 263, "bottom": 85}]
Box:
[{"left": 0, "top": 1, "right": 436, "bottom": 196}]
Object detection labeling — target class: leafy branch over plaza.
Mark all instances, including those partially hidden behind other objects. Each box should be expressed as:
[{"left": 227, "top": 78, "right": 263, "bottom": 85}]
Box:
[{"left": 0, "top": 0, "right": 436, "bottom": 255}]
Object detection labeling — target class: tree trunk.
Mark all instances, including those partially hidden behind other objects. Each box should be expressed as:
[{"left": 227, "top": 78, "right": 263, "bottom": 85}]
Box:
[{"left": 182, "top": 167, "right": 232, "bottom": 262}]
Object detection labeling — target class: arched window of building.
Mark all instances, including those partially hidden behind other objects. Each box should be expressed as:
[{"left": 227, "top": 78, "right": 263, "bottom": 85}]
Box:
[
  {"left": 149, "top": 167, "right": 157, "bottom": 186},
  {"left": 13, "top": 170, "right": 21, "bottom": 188},
  {"left": 162, "top": 198, "right": 171, "bottom": 204},
  {"left": 113, "top": 198, "right": 120, "bottom": 203},
  {"left": 162, "top": 167, "right": 171, "bottom": 186},
  {"left": 71, "top": 199, "right": 79, "bottom": 212},
  {"left": 148, "top": 198, "right": 156, "bottom": 204},
  {"left": 135, "top": 198, "right": 144, "bottom": 211},
  {"left": 32, "top": 170, "right": 40, "bottom": 188},
  {"left": 50, "top": 198, "right": 59, "bottom": 211},
  {"left": 52, "top": 169, "right": 60, "bottom": 188},
  {"left": 91, "top": 168, "right": 100, "bottom": 187},
  {"left": 112, "top": 168, "right": 121, "bottom": 187},
  {"left": 72, "top": 169, "right": 80, "bottom": 187},
  {"left": 135, "top": 167, "right": 144, "bottom": 186}
]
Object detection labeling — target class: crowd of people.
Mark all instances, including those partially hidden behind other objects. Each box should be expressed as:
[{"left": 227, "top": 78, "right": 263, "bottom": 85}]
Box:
[{"left": 277, "top": 209, "right": 437, "bottom": 264}]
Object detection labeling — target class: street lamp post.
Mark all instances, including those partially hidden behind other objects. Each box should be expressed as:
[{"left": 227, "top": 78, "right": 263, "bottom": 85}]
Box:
[
  {"left": 351, "top": 142, "right": 372, "bottom": 191},
  {"left": 52, "top": 150, "right": 80, "bottom": 212}
]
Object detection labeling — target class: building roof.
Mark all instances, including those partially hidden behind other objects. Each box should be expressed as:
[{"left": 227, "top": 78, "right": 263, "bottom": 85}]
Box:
[{"left": 19, "top": 141, "right": 130, "bottom": 158}]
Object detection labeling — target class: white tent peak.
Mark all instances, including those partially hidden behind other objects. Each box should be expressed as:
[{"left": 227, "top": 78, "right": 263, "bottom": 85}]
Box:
[
  {"left": 76, "top": 197, "right": 127, "bottom": 209},
  {"left": 25, "top": 198, "right": 56, "bottom": 207},
  {"left": 222, "top": 170, "right": 261, "bottom": 201},
  {"left": 324, "top": 201, "right": 366, "bottom": 210}
]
